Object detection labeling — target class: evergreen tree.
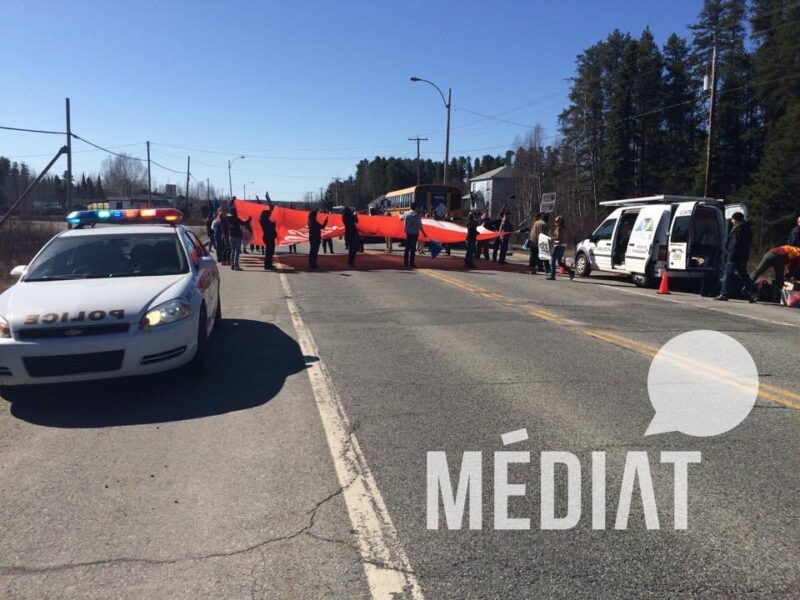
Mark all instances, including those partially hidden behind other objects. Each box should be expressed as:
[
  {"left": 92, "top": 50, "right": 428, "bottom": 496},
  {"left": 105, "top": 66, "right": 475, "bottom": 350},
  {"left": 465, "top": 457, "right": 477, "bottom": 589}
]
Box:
[
  {"left": 662, "top": 34, "right": 702, "bottom": 193},
  {"left": 634, "top": 28, "right": 666, "bottom": 194}
]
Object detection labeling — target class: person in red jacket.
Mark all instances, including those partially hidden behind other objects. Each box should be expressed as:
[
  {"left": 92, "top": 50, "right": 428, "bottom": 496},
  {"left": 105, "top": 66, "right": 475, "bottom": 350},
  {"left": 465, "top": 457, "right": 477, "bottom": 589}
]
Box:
[{"left": 750, "top": 244, "right": 800, "bottom": 291}]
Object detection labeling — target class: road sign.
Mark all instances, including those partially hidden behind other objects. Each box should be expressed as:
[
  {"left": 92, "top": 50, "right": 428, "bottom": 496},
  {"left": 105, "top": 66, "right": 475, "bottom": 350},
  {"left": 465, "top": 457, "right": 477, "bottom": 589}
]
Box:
[{"left": 541, "top": 193, "right": 557, "bottom": 213}]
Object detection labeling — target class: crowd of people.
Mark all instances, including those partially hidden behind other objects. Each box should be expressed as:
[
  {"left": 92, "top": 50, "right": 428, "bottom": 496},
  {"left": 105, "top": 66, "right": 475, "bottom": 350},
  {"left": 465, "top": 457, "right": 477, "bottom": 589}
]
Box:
[{"left": 204, "top": 198, "right": 800, "bottom": 304}]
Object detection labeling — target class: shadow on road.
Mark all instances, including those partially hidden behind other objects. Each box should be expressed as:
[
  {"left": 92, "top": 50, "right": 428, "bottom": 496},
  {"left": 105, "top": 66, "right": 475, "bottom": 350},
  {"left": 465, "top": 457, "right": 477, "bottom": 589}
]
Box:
[
  {"left": 239, "top": 250, "right": 531, "bottom": 274},
  {"left": 1, "top": 319, "right": 308, "bottom": 428}
]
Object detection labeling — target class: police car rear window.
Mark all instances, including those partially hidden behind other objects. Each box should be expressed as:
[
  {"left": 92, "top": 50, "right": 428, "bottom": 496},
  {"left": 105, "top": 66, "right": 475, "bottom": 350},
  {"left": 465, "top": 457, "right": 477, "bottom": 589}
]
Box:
[{"left": 24, "top": 233, "right": 189, "bottom": 281}]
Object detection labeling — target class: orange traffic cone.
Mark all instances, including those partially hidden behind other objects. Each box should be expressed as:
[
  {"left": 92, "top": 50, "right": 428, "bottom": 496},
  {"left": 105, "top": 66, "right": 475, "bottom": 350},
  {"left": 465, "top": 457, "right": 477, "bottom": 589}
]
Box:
[
  {"left": 657, "top": 271, "right": 670, "bottom": 295},
  {"left": 560, "top": 265, "right": 568, "bottom": 275}
]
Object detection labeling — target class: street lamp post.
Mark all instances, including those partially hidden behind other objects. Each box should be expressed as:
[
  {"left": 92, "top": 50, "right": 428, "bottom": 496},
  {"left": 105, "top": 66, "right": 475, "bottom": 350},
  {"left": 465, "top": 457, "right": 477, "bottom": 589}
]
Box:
[
  {"left": 243, "top": 181, "right": 255, "bottom": 200},
  {"left": 410, "top": 77, "right": 451, "bottom": 185},
  {"left": 227, "top": 155, "right": 245, "bottom": 201}
]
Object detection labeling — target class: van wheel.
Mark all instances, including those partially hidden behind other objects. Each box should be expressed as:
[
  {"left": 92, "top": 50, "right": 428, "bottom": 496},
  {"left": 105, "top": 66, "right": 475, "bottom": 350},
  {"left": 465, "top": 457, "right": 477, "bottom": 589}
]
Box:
[
  {"left": 575, "top": 253, "right": 591, "bottom": 277},
  {"left": 634, "top": 263, "right": 657, "bottom": 288},
  {"left": 185, "top": 306, "right": 209, "bottom": 377}
]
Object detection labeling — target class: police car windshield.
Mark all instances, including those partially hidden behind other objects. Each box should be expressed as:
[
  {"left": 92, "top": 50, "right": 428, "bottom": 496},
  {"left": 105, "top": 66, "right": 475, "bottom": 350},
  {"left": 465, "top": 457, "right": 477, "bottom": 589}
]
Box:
[{"left": 24, "top": 233, "right": 189, "bottom": 281}]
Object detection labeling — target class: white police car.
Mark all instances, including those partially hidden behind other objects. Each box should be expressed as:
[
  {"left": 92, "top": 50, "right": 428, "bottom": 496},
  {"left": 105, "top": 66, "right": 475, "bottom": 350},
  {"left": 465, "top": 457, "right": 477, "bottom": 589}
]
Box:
[{"left": 0, "top": 208, "right": 221, "bottom": 386}]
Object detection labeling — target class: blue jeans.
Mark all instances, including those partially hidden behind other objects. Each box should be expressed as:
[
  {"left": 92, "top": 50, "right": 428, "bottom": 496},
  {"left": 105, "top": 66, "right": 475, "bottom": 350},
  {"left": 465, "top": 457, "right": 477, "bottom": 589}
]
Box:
[
  {"left": 550, "top": 245, "right": 565, "bottom": 278},
  {"left": 721, "top": 261, "right": 757, "bottom": 297},
  {"left": 230, "top": 236, "right": 242, "bottom": 269}
]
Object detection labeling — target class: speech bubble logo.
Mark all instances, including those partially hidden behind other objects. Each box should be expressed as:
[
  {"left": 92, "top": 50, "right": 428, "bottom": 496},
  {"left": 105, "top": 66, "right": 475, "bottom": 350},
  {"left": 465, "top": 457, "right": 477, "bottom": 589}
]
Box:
[{"left": 645, "top": 330, "right": 758, "bottom": 437}]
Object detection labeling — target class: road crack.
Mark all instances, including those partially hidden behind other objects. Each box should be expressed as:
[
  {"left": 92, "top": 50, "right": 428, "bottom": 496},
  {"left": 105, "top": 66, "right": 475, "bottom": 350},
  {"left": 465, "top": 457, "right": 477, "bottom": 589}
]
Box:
[{"left": 0, "top": 481, "right": 355, "bottom": 576}]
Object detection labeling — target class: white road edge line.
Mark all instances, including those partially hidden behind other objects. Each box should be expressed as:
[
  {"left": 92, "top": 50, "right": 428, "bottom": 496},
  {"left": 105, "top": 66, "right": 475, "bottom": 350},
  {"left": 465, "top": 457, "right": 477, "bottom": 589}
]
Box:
[{"left": 279, "top": 272, "right": 424, "bottom": 600}]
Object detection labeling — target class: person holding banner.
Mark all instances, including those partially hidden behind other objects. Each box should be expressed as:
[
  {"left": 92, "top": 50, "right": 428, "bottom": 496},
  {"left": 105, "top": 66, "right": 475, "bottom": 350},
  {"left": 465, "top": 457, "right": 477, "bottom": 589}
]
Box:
[
  {"left": 493, "top": 211, "right": 513, "bottom": 264},
  {"left": 464, "top": 212, "right": 479, "bottom": 269},
  {"left": 260, "top": 208, "right": 277, "bottom": 270},
  {"left": 342, "top": 206, "right": 360, "bottom": 267},
  {"left": 401, "top": 202, "right": 427, "bottom": 268},
  {"left": 307, "top": 209, "right": 328, "bottom": 269}
]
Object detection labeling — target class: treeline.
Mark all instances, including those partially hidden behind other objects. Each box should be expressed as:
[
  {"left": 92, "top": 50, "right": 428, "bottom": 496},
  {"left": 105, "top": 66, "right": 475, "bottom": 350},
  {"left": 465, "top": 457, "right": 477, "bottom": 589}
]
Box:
[
  {"left": 321, "top": 154, "right": 510, "bottom": 209},
  {"left": 324, "top": 0, "right": 799, "bottom": 241},
  {"left": 0, "top": 157, "right": 104, "bottom": 213}
]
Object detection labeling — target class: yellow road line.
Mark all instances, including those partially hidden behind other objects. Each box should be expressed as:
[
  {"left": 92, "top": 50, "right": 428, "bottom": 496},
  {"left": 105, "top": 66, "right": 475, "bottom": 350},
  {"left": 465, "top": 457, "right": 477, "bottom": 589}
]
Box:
[{"left": 414, "top": 267, "right": 800, "bottom": 411}]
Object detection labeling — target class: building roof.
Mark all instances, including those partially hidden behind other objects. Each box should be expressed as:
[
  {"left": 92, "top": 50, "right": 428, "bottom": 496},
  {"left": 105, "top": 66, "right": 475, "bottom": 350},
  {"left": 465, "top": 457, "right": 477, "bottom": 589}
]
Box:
[{"left": 469, "top": 165, "right": 515, "bottom": 182}]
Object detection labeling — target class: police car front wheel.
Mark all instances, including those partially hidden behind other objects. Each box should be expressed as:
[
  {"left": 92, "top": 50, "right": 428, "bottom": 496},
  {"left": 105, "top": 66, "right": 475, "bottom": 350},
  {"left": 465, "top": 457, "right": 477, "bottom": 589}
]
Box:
[{"left": 185, "top": 306, "right": 209, "bottom": 377}]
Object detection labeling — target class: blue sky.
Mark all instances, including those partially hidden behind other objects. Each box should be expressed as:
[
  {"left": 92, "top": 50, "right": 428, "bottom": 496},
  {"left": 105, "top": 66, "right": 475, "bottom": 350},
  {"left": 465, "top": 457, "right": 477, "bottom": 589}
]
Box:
[{"left": 2, "top": 0, "right": 702, "bottom": 202}]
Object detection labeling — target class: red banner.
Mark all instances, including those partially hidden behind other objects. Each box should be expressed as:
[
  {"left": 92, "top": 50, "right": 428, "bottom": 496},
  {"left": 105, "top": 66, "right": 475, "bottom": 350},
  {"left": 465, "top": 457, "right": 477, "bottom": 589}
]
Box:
[{"left": 233, "top": 201, "right": 505, "bottom": 246}]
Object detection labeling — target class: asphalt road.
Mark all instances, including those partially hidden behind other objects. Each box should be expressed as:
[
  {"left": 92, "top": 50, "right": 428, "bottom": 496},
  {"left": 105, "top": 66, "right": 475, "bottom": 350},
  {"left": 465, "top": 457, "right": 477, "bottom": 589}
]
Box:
[{"left": 1, "top": 245, "right": 798, "bottom": 599}]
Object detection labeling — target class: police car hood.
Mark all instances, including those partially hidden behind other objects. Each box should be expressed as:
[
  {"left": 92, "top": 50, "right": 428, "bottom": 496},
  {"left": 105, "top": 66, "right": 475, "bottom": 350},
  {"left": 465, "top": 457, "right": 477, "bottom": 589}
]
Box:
[{"left": 1, "top": 274, "right": 190, "bottom": 330}]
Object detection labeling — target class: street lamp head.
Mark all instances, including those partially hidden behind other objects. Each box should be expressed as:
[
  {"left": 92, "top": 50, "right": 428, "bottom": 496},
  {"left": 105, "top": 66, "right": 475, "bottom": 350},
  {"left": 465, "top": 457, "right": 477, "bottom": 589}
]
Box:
[
  {"left": 240, "top": 155, "right": 245, "bottom": 159},
  {"left": 409, "top": 76, "right": 420, "bottom": 82}
]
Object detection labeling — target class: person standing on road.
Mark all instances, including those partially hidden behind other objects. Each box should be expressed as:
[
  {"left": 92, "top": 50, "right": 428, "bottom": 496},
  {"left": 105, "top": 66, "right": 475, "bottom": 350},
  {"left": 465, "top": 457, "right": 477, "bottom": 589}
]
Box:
[
  {"left": 749, "top": 244, "right": 800, "bottom": 292},
  {"left": 547, "top": 215, "right": 575, "bottom": 280},
  {"left": 307, "top": 209, "right": 328, "bottom": 269},
  {"left": 528, "top": 213, "right": 549, "bottom": 274},
  {"left": 493, "top": 211, "right": 513, "bottom": 264},
  {"left": 322, "top": 235, "right": 334, "bottom": 254},
  {"left": 260, "top": 208, "right": 277, "bottom": 270},
  {"left": 478, "top": 210, "right": 493, "bottom": 260},
  {"left": 342, "top": 206, "right": 360, "bottom": 267},
  {"left": 464, "top": 212, "right": 479, "bottom": 269},
  {"left": 716, "top": 212, "right": 758, "bottom": 302},
  {"left": 225, "top": 208, "right": 252, "bottom": 271},
  {"left": 401, "top": 202, "right": 427, "bottom": 268},
  {"left": 213, "top": 208, "right": 230, "bottom": 265},
  {"left": 205, "top": 212, "right": 216, "bottom": 255}
]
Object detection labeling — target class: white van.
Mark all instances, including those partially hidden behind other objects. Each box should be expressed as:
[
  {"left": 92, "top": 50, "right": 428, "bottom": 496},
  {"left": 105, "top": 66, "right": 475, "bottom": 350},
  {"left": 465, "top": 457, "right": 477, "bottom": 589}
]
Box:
[{"left": 574, "top": 195, "right": 740, "bottom": 287}]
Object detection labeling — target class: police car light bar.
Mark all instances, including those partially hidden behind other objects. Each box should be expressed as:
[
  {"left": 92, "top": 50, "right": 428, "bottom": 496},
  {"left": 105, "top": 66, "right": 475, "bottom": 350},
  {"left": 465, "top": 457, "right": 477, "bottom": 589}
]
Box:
[{"left": 66, "top": 208, "right": 183, "bottom": 226}]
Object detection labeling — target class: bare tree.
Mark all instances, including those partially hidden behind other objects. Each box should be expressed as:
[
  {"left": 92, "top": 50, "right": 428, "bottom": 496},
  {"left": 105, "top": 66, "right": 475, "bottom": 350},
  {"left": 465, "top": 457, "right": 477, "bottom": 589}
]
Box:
[{"left": 100, "top": 154, "right": 147, "bottom": 197}]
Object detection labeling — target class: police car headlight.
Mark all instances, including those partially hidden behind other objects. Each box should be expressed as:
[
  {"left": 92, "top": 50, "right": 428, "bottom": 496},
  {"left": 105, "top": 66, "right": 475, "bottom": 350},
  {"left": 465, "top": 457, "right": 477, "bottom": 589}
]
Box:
[
  {"left": 0, "top": 315, "right": 10, "bottom": 338},
  {"left": 141, "top": 300, "right": 190, "bottom": 329}
]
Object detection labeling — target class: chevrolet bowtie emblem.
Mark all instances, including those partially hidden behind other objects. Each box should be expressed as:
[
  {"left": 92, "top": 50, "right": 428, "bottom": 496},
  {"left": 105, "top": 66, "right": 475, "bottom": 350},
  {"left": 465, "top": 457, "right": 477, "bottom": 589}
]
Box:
[{"left": 63, "top": 329, "right": 84, "bottom": 337}]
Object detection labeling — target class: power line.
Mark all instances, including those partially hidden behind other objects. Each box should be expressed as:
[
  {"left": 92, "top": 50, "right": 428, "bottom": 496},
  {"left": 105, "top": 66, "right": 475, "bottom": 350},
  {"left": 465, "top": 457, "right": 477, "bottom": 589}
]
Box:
[{"left": 0, "top": 125, "right": 66, "bottom": 135}]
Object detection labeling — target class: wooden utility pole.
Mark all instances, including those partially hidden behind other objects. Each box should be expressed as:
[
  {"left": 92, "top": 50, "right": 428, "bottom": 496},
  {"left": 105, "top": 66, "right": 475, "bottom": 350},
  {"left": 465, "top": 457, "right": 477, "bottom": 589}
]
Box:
[
  {"left": 146, "top": 141, "right": 152, "bottom": 202},
  {"left": 185, "top": 156, "right": 191, "bottom": 208},
  {"left": 65, "top": 98, "right": 73, "bottom": 211},
  {"left": 408, "top": 136, "right": 428, "bottom": 185},
  {"left": 207, "top": 178, "right": 210, "bottom": 202},
  {"left": 703, "top": 35, "right": 718, "bottom": 198}
]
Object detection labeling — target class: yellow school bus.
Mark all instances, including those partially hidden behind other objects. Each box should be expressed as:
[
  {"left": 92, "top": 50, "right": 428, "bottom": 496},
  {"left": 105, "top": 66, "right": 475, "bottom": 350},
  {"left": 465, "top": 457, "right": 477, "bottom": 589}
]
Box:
[{"left": 382, "top": 185, "right": 464, "bottom": 220}]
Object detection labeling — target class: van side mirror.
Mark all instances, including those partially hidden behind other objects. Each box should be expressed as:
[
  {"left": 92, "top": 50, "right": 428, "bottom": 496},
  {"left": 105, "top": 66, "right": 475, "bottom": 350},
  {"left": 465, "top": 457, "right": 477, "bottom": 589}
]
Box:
[{"left": 10, "top": 265, "right": 27, "bottom": 279}]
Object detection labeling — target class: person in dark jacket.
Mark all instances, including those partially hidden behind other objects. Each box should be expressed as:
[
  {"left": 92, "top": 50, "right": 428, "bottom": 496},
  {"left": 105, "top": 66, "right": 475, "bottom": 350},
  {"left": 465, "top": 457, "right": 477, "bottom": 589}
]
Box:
[
  {"left": 225, "top": 208, "right": 252, "bottom": 271},
  {"left": 478, "top": 211, "right": 493, "bottom": 260},
  {"left": 307, "top": 210, "right": 328, "bottom": 269},
  {"left": 260, "top": 208, "right": 277, "bottom": 270},
  {"left": 464, "top": 212, "right": 479, "bottom": 269},
  {"left": 342, "top": 207, "right": 359, "bottom": 267},
  {"left": 717, "top": 212, "right": 758, "bottom": 302},
  {"left": 493, "top": 211, "right": 514, "bottom": 264}
]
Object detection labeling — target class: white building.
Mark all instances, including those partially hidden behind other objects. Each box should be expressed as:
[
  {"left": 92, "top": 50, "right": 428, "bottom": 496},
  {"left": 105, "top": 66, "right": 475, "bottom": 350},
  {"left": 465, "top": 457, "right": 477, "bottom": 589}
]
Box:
[{"left": 468, "top": 165, "right": 515, "bottom": 216}]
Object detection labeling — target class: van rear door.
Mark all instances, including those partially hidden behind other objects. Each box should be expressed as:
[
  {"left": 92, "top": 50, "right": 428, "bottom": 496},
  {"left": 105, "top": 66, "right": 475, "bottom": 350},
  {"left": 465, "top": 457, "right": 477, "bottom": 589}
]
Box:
[
  {"left": 625, "top": 206, "right": 669, "bottom": 275},
  {"left": 668, "top": 202, "right": 696, "bottom": 270}
]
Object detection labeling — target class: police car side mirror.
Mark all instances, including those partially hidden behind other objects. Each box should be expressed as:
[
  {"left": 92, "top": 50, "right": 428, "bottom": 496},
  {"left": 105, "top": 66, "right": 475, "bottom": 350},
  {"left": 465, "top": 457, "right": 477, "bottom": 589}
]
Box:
[
  {"left": 10, "top": 265, "right": 26, "bottom": 279},
  {"left": 199, "top": 256, "right": 215, "bottom": 270}
]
